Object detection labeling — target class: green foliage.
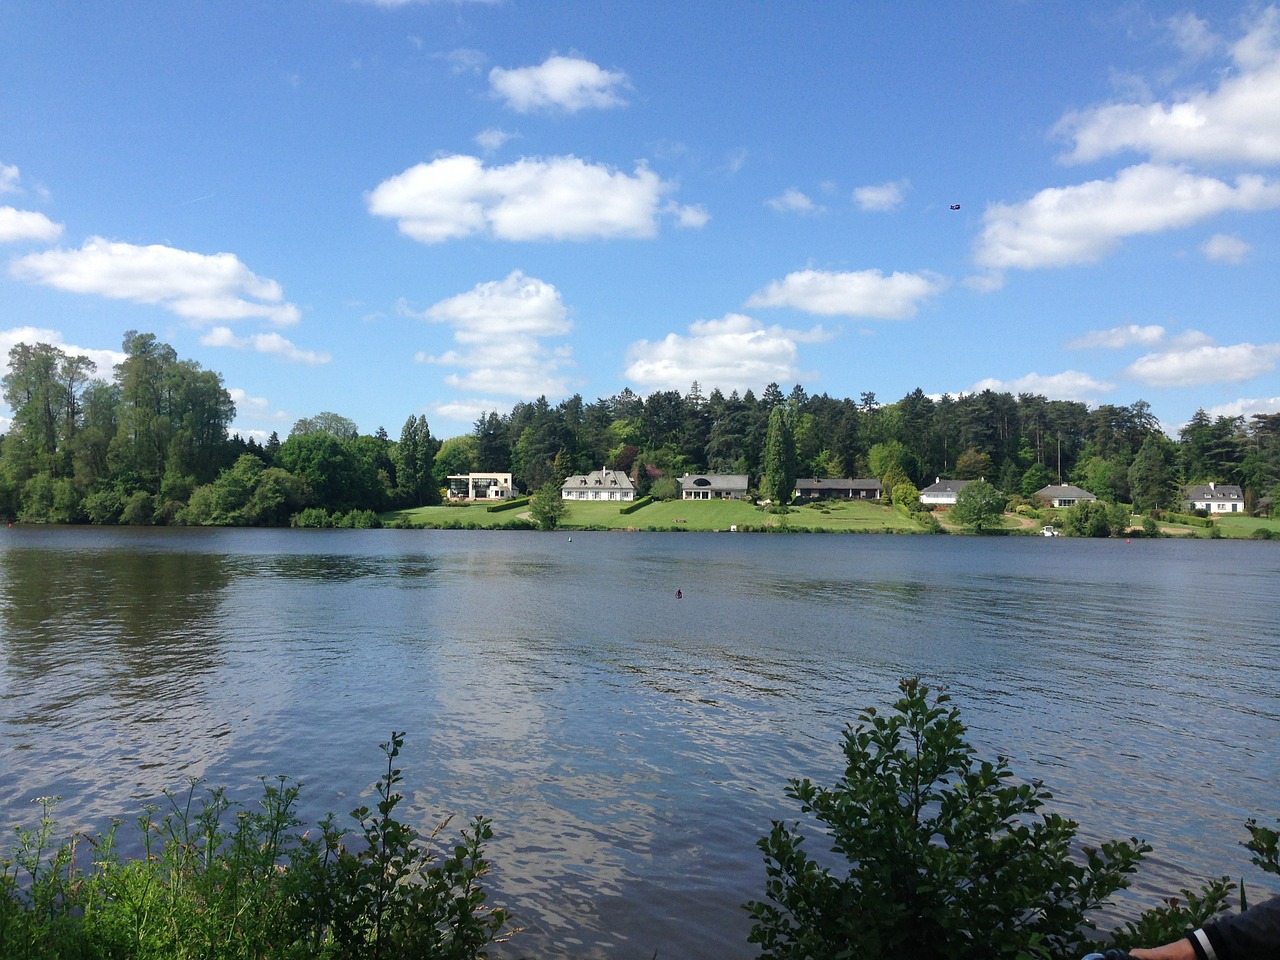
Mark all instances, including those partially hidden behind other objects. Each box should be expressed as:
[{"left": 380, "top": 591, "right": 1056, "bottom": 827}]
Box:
[
  {"left": 1142, "top": 514, "right": 1160, "bottom": 538},
  {"left": 1020, "top": 462, "right": 1055, "bottom": 498},
  {"left": 950, "top": 478, "right": 1006, "bottom": 532},
  {"left": 760, "top": 407, "right": 797, "bottom": 504},
  {"left": 1063, "top": 499, "right": 1128, "bottom": 537},
  {"left": 649, "top": 476, "right": 679, "bottom": 500},
  {"left": 746, "top": 678, "right": 1148, "bottom": 960},
  {"left": 484, "top": 496, "right": 529, "bottom": 513},
  {"left": 1245, "top": 817, "right": 1280, "bottom": 875},
  {"left": 529, "top": 482, "right": 566, "bottom": 531},
  {"left": 292, "top": 507, "right": 336, "bottom": 528},
  {"left": 1108, "top": 878, "right": 1237, "bottom": 951},
  {"left": 890, "top": 481, "right": 919, "bottom": 509},
  {"left": 954, "top": 447, "right": 993, "bottom": 480},
  {"left": 0, "top": 736, "right": 509, "bottom": 960}
]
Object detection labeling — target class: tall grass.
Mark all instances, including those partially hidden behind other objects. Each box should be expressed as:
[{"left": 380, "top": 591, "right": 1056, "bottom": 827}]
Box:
[{"left": 0, "top": 733, "right": 509, "bottom": 960}]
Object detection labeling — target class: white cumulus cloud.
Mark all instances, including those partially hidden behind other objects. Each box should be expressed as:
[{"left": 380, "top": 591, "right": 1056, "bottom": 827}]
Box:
[
  {"left": 489, "top": 55, "right": 630, "bottom": 113},
  {"left": 1203, "top": 395, "right": 1280, "bottom": 420},
  {"left": 853, "top": 180, "right": 908, "bottom": 212},
  {"left": 975, "top": 163, "right": 1280, "bottom": 271},
  {"left": 411, "top": 271, "right": 573, "bottom": 399},
  {"left": 1066, "top": 324, "right": 1167, "bottom": 350},
  {"left": 966, "top": 370, "right": 1115, "bottom": 402},
  {"left": 1201, "top": 232, "right": 1251, "bottom": 263},
  {"left": 200, "top": 327, "right": 329, "bottom": 364},
  {"left": 0, "top": 207, "right": 63, "bottom": 243},
  {"left": 624, "top": 313, "right": 826, "bottom": 394},
  {"left": 1126, "top": 341, "right": 1280, "bottom": 387},
  {"left": 1055, "top": 8, "right": 1280, "bottom": 165},
  {"left": 766, "top": 188, "right": 822, "bottom": 215},
  {"left": 0, "top": 164, "right": 20, "bottom": 194},
  {"left": 745, "top": 267, "right": 946, "bottom": 320},
  {"left": 367, "top": 154, "right": 678, "bottom": 242},
  {"left": 11, "top": 237, "right": 301, "bottom": 326}
]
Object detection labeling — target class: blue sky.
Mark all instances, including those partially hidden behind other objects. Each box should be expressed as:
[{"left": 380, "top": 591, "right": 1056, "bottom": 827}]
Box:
[{"left": 3, "top": 1, "right": 1279, "bottom": 441}]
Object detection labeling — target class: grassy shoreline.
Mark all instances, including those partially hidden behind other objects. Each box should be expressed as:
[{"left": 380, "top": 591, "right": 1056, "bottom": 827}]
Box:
[{"left": 382, "top": 498, "right": 1280, "bottom": 538}]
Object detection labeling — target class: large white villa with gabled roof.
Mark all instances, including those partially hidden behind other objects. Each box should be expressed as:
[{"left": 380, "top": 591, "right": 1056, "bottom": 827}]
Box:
[{"left": 561, "top": 466, "right": 636, "bottom": 501}]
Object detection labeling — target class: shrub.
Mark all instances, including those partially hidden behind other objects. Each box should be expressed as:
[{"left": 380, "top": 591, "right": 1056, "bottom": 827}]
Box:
[
  {"left": 1250, "top": 527, "right": 1275, "bottom": 540},
  {"left": 0, "top": 735, "right": 510, "bottom": 960},
  {"left": 292, "top": 507, "right": 334, "bottom": 528},
  {"left": 485, "top": 497, "right": 529, "bottom": 513},
  {"left": 746, "top": 678, "right": 1148, "bottom": 960}
]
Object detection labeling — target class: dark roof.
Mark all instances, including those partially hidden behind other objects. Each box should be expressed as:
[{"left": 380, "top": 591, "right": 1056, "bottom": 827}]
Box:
[
  {"left": 678, "top": 473, "right": 748, "bottom": 489},
  {"left": 920, "top": 478, "right": 971, "bottom": 494},
  {"left": 795, "top": 477, "right": 881, "bottom": 492},
  {"left": 1183, "top": 483, "right": 1243, "bottom": 501},
  {"left": 1033, "top": 483, "right": 1096, "bottom": 501}
]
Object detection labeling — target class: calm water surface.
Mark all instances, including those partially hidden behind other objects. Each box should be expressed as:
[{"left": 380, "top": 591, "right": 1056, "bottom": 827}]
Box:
[{"left": 1, "top": 527, "right": 1277, "bottom": 958}]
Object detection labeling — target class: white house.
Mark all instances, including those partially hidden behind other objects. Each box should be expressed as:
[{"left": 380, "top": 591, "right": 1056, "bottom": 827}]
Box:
[
  {"left": 446, "top": 473, "right": 516, "bottom": 500},
  {"left": 794, "top": 478, "right": 882, "bottom": 500},
  {"left": 919, "top": 478, "right": 971, "bottom": 507},
  {"left": 1183, "top": 482, "right": 1244, "bottom": 513},
  {"left": 1033, "top": 483, "right": 1097, "bottom": 508},
  {"left": 679, "top": 473, "right": 749, "bottom": 500},
  {"left": 561, "top": 467, "right": 636, "bottom": 502}
]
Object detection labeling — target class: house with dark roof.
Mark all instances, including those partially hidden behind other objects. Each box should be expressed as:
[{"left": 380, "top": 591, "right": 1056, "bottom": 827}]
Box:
[
  {"left": 561, "top": 467, "right": 636, "bottom": 502},
  {"left": 678, "top": 473, "right": 749, "bottom": 500},
  {"left": 1033, "top": 483, "right": 1097, "bottom": 508},
  {"left": 919, "top": 478, "right": 971, "bottom": 507},
  {"left": 794, "top": 478, "right": 882, "bottom": 500},
  {"left": 1183, "top": 482, "right": 1245, "bottom": 513}
]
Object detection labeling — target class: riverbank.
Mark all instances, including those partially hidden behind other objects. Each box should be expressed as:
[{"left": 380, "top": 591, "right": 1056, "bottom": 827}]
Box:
[{"left": 383, "top": 497, "right": 1280, "bottom": 538}]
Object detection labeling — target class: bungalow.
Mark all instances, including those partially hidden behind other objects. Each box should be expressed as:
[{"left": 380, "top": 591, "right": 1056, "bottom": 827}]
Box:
[
  {"left": 1033, "top": 483, "right": 1097, "bottom": 508},
  {"left": 446, "top": 472, "right": 517, "bottom": 501},
  {"left": 1183, "top": 482, "right": 1244, "bottom": 513},
  {"left": 794, "top": 478, "right": 883, "bottom": 500},
  {"left": 561, "top": 467, "right": 636, "bottom": 502},
  {"left": 919, "top": 478, "right": 971, "bottom": 507},
  {"left": 679, "top": 473, "right": 749, "bottom": 500}
]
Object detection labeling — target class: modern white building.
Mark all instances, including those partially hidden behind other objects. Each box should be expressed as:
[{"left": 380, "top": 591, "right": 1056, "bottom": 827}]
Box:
[{"left": 446, "top": 473, "right": 517, "bottom": 500}]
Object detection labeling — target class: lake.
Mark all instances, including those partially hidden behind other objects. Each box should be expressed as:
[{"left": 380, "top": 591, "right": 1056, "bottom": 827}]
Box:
[{"left": 1, "top": 527, "right": 1277, "bottom": 958}]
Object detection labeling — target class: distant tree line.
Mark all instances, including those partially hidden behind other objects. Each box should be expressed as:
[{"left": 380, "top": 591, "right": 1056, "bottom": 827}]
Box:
[{"left": 3, "top": 335, "right": 1279, "bottom": 524}]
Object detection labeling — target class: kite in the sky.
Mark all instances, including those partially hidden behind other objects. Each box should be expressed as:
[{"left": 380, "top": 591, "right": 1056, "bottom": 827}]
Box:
[{"left": 950, "top": 204, "right": 961, "bottom": 210}]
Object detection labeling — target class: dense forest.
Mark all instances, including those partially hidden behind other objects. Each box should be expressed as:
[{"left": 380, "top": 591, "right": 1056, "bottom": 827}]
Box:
[{"left": 3, "top": 333, "right": 1279, "bottom": 525}]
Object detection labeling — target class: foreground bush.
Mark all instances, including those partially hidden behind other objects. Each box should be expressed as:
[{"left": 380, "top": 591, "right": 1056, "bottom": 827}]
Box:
[
  {"left": 747, "top": 678, "right": 1149, "bottom": 959},
  {"left": 0, "top": 733, "right": 509, "bottom": 960}
]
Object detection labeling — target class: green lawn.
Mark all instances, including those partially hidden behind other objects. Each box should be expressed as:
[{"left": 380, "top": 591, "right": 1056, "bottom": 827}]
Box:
[
  {"left": 1201, "top": 514, "right": 1280, "bottom": 539},
  {"left": 384, "top": 497, "right": 930, "bottom": 533},
  {"left": 382, "top": 499, "right": 1280, "bottom": 538}
]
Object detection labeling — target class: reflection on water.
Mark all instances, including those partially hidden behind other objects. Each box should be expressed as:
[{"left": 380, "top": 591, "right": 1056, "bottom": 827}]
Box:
[{"left": 1, "top": 527, "right": 1278, "bottom": 958}]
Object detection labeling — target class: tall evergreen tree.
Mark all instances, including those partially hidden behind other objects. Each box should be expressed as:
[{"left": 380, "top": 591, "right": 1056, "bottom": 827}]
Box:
[{"left": 760, "top": 406, "right": 797, "bottom": 504}]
